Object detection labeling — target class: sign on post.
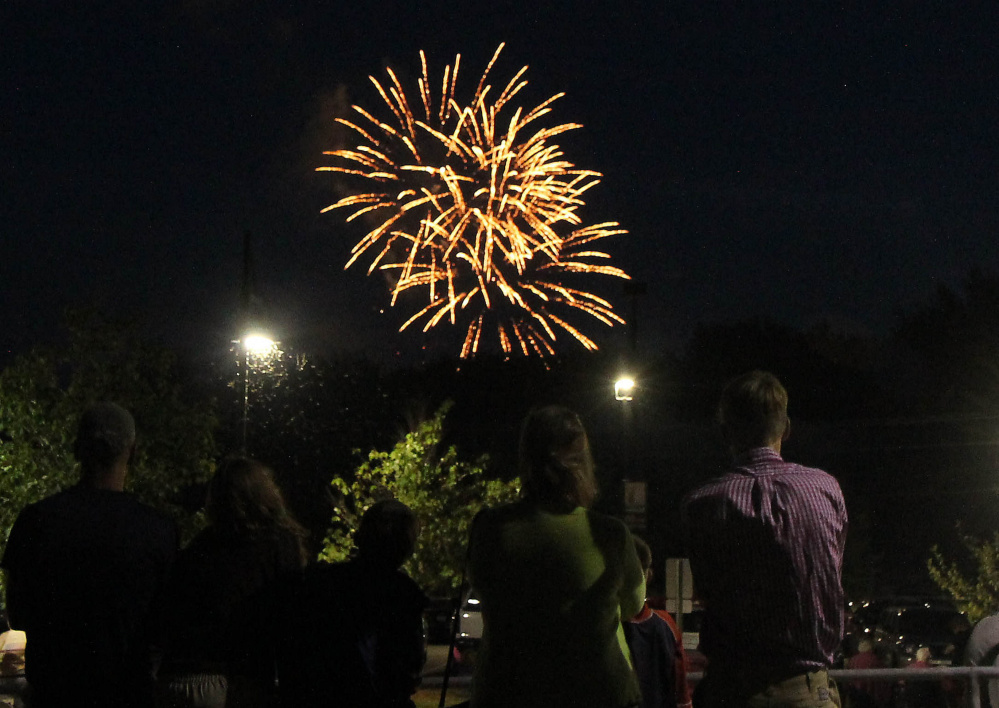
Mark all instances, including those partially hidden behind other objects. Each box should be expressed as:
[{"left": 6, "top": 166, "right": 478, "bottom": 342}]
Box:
[
  {"left": 623, "top": 480, "right": 646, "bottom": 532},
  {"left": 665, "top": 557, "right": 693, "bottom": 633}
]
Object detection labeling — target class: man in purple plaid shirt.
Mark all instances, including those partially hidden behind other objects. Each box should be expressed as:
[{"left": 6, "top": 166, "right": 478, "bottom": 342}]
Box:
[{"left": 683, "top": 371, "right": 848, "bottom": 708}]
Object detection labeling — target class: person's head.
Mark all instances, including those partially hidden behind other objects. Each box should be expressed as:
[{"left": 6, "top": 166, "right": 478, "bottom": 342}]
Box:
[
  {"left": 915, "top": 646, "right": 932, "bottom": 663},
  {"left": 354, "top": 499, "right": 419, "bottom": 569},
  {"left": 518, "top": 405, "right": 598, "bottom": 512},
  {"left": 74, "top": 402, "right": 136, "bottom": 485},
  {"left": 207, "top": 457, "right": 302, "bottom": 540},
  {"left": 717, "top": 370, "right": 790, "bottom": 453},
  {"left": 857, "top": 639, "right": 874, "bottom": 654}
]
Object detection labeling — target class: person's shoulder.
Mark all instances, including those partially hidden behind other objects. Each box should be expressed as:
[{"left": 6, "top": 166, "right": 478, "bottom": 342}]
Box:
[
  {"left": 652, "top": 607, "right": 682, "bottom": 636},
  {"left": 781, "top": 460, "right": 845, "bottom": 495},
  {"left": 112, "top": 494, "right": 178, "bottom": 549},
  {"left": 583, "top": 507, "right": 630, "bottom": 535},
  {"left": 971, "top": 613, "right": 999, "bottom": 636},
  {"left": 682, "top": 471, "right": 743, "bottom": 506},
  {"left": 582, "top": 509, "right": 637, "bottom": 553},
  {"left": 21, "top": 486, "right": 79, "bottom": 513},
  {"left": 10, "top": 486, "right": 98, "bottom": 529},
  {"left": 391, "top": 568, "right": 430, "bottom": 609},
  {"left": 473, "top": 499, "right": 530, "bottom": 527},
  {"left": 123, "top": 494, "right": 177, "bottom": 531}
]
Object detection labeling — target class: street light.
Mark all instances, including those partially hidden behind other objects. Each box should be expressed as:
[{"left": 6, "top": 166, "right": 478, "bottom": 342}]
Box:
[
  {"left": 615, "top": 377, "right": 636, "bottom": 401},
  {"left": 243, "top": 333, "right": 277, "bottom": 357},
  {"left": 239, "top": 332, "right": 277, "bottom": 453},
  {"left": 613, "top": 375, "right": 640, "bottom": 525}
]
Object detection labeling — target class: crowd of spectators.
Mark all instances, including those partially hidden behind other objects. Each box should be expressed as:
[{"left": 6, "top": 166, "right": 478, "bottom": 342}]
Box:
[{"left": 4, "top": 371, "right": 993, "bottom": 708}]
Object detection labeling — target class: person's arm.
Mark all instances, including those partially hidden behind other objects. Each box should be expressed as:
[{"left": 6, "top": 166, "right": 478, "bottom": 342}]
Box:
[
  {"left": 619, "top": 527, "right": 646, "bottom": 621},
  {"left": 467, "top": 508, "right": 491, "bottom": 595},
  {"left": 1, "top": 509, "right": 35, "bottom": 631},
  {"left": 3, "top": 570, "right": 27, "bottom": 631},
  {"left": 680, "top": 496, "right": 707, "bottom": 608},
  {"left": 964, "top": 618, "right": 999, "bottom": 666},
  {"left": 377, "top": 580, "right": 429, "bottom": 702},
  {"left": 660, "top": 611, "right": 693, "bottom": 708}
]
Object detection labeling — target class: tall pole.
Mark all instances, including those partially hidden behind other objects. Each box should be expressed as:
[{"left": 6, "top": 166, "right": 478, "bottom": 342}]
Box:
[
  {"left": 241, "top": 230, "right": 253, "bottom": 315},
  {"left": 623, "top": 280, "right": 647, "bottom": 353},
  {"left": 241, "top": 347, "right": 249, "bottom": 454},
  {"left": 240, "top": 231, "right": 253, "bottom": 454}
]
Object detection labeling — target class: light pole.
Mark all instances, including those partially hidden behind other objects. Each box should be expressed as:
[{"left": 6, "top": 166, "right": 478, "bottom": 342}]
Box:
[
  {"left": 615, "top": 375, "right": 648, "bottom": 532},
  {"left": 240, "top": 332, "right": 277, "bottom": 454}
]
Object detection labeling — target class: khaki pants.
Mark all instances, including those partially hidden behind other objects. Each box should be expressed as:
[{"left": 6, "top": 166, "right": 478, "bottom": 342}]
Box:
[{"left": 696, "top": 669, "right": 842, "bottom": 708}]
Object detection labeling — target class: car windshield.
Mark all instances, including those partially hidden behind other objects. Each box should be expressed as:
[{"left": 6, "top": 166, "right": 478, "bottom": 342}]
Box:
[{"left": 896, "top": 610, "right": 960, "bottom": 638}]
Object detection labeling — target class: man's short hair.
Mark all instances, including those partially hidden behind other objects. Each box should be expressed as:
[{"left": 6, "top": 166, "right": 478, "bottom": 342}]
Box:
[
  {"left": 633, "top": 536, "right": 653, "bottom": 573},
  {"left": 73, "top": 402, "right": 136, "bottom": 468},
  {"left": 355, "top": 499, "right": 419, "bottom": 569},
  {"left": 717, "top": 371, "right": 788, "bottom": 449}
]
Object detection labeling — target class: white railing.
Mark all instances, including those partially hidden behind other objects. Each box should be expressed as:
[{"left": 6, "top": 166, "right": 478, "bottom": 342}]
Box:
[
  {"left": 682, "top": 667, "right": 999, "bottom": 708},
  {"left": 833, "top": 666, "right": 999, "bottom": 708},
  {"left": 425, "top": 666, "right": 999, "bottom": 706}
]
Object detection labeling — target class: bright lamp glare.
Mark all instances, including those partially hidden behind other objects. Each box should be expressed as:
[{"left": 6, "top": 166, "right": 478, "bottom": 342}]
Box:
[
  {"left": 243, "top": 334, "right": 276, "bottom": 356},
  {"left": 615, "top": 378, "right": 635, "bottom": 401}
]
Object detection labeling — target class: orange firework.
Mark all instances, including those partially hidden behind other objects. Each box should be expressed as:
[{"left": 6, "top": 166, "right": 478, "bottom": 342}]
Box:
[{"left": 318, "top": 43, "right": 630, "bottom": 358}]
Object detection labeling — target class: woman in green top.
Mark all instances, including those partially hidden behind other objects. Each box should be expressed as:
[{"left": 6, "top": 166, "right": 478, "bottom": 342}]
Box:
[{"left": 469, "top": 405, "right": 646, "bottom": 708}]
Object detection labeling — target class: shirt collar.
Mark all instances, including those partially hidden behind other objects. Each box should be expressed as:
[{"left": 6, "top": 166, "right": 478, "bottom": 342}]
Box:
[{"left": 733, "top": 446, "right": 783, "bottom": 466}]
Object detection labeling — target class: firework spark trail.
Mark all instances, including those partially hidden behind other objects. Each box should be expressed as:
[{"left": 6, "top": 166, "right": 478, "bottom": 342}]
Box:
[{"left": 318, "top": 43, "right": 630, "bottom": 358}]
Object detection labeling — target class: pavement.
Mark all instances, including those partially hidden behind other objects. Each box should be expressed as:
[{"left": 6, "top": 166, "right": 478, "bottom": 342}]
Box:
[
  {"left": 423, "top": 644, "right": 451, "bottom": 677},
  {"left": 419, "top": 645, "right": 472, "bottom": 707},
  {"left": 422, "top": 644, "right": 473, "bottom": 686}
]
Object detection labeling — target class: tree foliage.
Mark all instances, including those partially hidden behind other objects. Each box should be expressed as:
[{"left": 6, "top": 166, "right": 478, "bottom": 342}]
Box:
[
  {"left": 319, "top": 401, "right": 520, "bottom": 596},
  {"left": 0, "top": 310, "right": 218, "bottom": 562},
  {"left": 213, "top": 349, "right": 402, "bottom": 547},
  {"left": 928, "top": 532, "right": 999, "bottom": 624},
  {"left": 895, "top": 269, "right": 999, "bottom": 412}
]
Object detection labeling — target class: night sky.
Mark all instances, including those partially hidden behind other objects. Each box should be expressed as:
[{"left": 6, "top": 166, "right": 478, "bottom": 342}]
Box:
[{"left": 3, "top": 2, "right": 998, "bottom": 364}]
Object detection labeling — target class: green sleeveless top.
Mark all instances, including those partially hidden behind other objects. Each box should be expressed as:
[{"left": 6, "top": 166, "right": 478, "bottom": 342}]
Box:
[{"left": 469, "top": 502, "right": 645, "bottom": 708}]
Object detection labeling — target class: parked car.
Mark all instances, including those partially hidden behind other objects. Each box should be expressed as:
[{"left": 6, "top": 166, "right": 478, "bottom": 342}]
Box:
[
  {"left": 424, "top": 597, "right": 457, "bottom": 645},
  {"left": 872, "top": 604, "right": 969, "bottom": 665},
  {"left": 457, "top": 593, "right": 483, "bottom": 647},
  {"left": 423, "top": 592, "right": 483, "bottom": 647}
]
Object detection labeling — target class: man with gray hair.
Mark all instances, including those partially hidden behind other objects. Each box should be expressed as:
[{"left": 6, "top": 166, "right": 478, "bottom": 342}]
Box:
[{"left": 2, "top": 402, "right": 178, "bottom": 708}]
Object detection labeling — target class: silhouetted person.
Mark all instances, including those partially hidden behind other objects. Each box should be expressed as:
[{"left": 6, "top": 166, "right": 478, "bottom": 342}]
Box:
[
  {"left": 155, "top": 457, "right": 308, "bottom": 708},
  {"left": 683, "top": 371, "right": 848, "bottom": 708},
  {"left": 624, "top": 536, "right": 692, "bottom": 708},
  {"left": 847, "top": 640, "right": 892, "bottom": 708},
  {"left": 2, "top": 402, "right": 178, "bottom": 708},
  {"left": 964, "top": 612, "right": 999, "bottom": 708},
  {"left": 903, "top": 647, "right": 946, "bottom": 708},
  {"left": 468, "top": 405, "right": 646, "bottom": 708},
  {"left": 278, "top": 499, "right": 428, "bottom": 708}
]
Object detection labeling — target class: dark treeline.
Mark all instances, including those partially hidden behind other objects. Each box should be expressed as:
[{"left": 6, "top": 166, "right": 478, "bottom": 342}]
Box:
[
  {"left": 202, "top": 271, "right": 999, "bottom": 599},
  {"left": 6, "top": 272, "right": 999, "bottom": 600}
]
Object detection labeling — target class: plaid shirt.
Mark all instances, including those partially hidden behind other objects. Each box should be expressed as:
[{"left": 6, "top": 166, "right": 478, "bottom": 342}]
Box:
[{"left": 682, "top": 447, "right": 847, "bottom": 678}]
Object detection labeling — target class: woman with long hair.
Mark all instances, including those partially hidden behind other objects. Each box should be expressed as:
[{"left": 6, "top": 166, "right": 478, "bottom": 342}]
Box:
[
  {"left": 468, "top": 405, "right": 646, "bottom": 708},
  {"left": 156, "top": 457, "right": 308, "bottom": 708}
]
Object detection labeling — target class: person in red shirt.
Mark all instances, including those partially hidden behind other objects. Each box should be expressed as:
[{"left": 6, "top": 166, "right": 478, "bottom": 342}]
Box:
[
  {"left": 846, "top": 640, "right": 892, "bottom": 708},
  {"left": 626, "top": 537, "right": 693, "bottom": 708}
]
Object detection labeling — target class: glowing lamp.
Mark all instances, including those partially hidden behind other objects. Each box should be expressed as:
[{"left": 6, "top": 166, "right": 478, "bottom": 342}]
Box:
[
  {"left": 615, "top": 378, "right": 635, "bottom": 401},
  {"left": 242, "top": 334, "right": 276, "bottom": 356}
]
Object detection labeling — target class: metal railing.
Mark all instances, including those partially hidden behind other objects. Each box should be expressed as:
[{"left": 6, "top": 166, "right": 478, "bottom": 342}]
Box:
[
  {"left": 423, "top": 666, "right": 999, "bottom": 706},
  {"left": 682, "top": 667, "right": 999, "bottom": 708},
  {"left": 833, "top": 666, "right": 999, "bottom": 708}
]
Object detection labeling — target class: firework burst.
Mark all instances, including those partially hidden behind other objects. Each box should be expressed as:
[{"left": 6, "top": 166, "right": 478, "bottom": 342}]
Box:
[{"left": 318, "top": 43, "right": 630, "bottom": 358}]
